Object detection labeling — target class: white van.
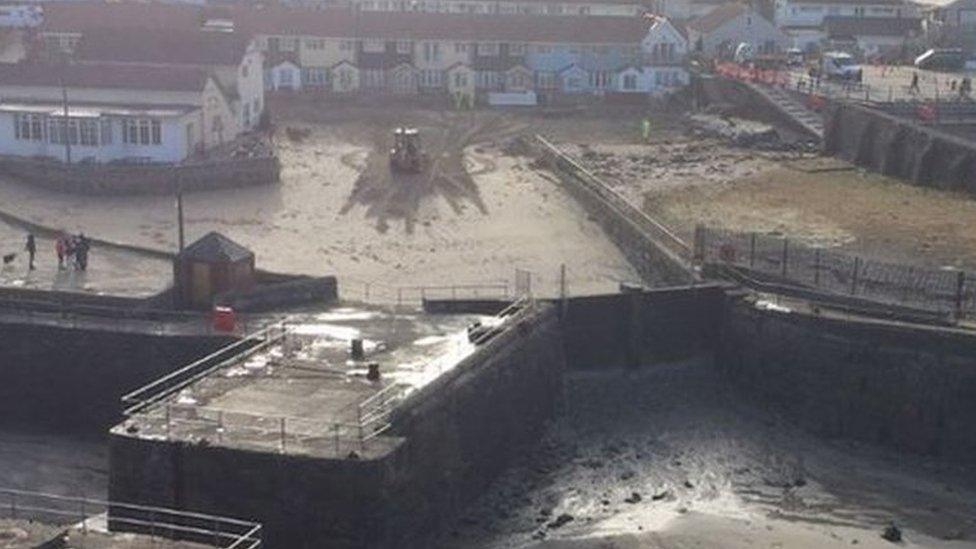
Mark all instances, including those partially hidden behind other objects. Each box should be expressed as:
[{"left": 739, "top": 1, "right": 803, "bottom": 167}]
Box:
[{"left": 821, "top": 51, "right": 863, "bottom": 82}]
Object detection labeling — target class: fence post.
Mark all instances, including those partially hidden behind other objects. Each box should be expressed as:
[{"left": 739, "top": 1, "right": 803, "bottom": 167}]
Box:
[
  {"left": 955, "top": 270, "right": 966, "bottom": 319},
  {"left": 165, "top": 404, "right": 171, "bottom": 439},
  {"left": 279, "top": 417, "right": 287, "bottom": 454},
  {"left": 749, "top": 233, "right": 756, "bottom": 268},
  {"left": 693, "top": 224, "right": 706, "bottom": 265},
  {"left": 851, "top": 257, "right": 861, "bottom": 295},
  {"left": 80, "top": 497, "right": 87, "bottom": 535},
  {"left": 814, "top": 249, "right": 821, "bottom": 286},
  {"left": 781, "top": 238, "right": 789, "bottom": 278}
]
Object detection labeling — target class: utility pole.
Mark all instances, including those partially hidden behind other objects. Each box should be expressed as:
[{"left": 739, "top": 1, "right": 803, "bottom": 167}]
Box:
[
  {"left": 176, "top": 189, "right": 185, "bottom": 252},
  {"left": 59, "top": 75, "right": 71, "bottom": 165}
]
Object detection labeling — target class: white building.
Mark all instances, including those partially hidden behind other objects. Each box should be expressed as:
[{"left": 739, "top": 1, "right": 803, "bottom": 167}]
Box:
[
  {"left": 288, "top": 0, "right": 645, "bottom": 17},
  {"left": 0, "top": 4, "right": 42, "bottom": 27},
  {"left": 0, "top": 62, "right": 239, "bottom": 163},
  {"left": 688, "top": 3, "right": 789, "bottom": 55},
  {"left": 775, "top": 0, "right": 919, "bottom": 49}
]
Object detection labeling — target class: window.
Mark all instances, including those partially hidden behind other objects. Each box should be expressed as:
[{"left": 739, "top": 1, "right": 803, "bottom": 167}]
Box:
[
  {"left": 340, "top": 40, "right": 355, "bottom": 51},
  {"left": 362, "top": 68, "right": 384, "bottom": 88},
  {"left": 420, "top": 69, "right": 443, "bottom": 87},
  {"left": 535, "top": 44, "right": 552, "bottom": 54},
  {"left": 455, "top": 42, "right": 468, "bottom": 54},
  {"left": 422, "top": 42, "right": 441, "bottom": 62},
  {"left": 241, "top": 63, "right": 249, "bottom": 78},
  {"left": 279, "top": 68, "right": 294, "bottom": 86},
  {"left": 78, "top": 119, "right": 98, "bottom": 146},
  {"left": 13, "top": 113, "right": 43, "bottom": 141},
  {"left": 304, "top": 67, "right": 329, "bottom": 86},
  {"left": 100, "top": 119, "right": 112, "bottom": 145},
  {"left": 121, "top": 118, "right": 160, "bottom": 145},
  {"left": 623, "top": 73, "right": 637, "bottom": 90},
  {"left": 509, "top": 43, "right": 526, "bottom": 56},
  {"left": 453, "top": 72, "right": 468, "bottom": 88},
  {"left": 279, "top": 37, "right": 298, "bottom": 51},
  {"left": 396, "top": 40, "right": 412, "bottom": 54},
  {"left": 589, "top": 70, "right": 612, "bottom": 89},
  {"left": 363, "top": 38, "right": 385, "bottom": 53},
  {"left": 536, "top": 71, "right": 556, "bottom": 88},
  {"left": 253, "top": 97, "right": 261, "bottom": 116},
  {"left": 478, "top": 42, "right": 499, "bottom": 56},
  {"left": 139, "top": 120, "right": 150, "bottom": 144},
  {"left": 243, "top": 103, "right": 251, "bottom": 128},
  {"left": 305, "top": 38, "right": 326, "bottom": 50}
]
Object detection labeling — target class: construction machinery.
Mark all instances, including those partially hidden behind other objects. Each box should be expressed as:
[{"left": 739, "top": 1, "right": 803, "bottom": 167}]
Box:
[{"left": 389, "top": 127, "right": 426, "bottom": 173}]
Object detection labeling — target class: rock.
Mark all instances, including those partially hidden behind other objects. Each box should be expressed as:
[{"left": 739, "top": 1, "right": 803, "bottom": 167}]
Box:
[
  {"left": 651, "top": 490, "right": 671, "bottom": 501},
  {"left": 943, "top": 529, "right": 966, "bottom": 541},
  {"left": 624, "top": 492, "right": 642, "bottom": 504},
  {"left": 881, "top": 523, "right": 902, "bottom": 542},
  {"left": 684, "top": 480, "right": 694, "bottom": 489},
  {"left": 548, "top": 514, "right": 574, "bottom": 529},
  {"left": 619, "top": 470, "right": 636, "bottom": 481}
]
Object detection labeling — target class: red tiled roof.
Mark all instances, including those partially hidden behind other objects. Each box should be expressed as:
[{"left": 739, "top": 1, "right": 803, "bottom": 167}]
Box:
[
  {"left": 74, "top": 27, "right": 251, "bottom": 66},
  {"left": 0, "top": 62, "right": 211, "bottom": 92},
  {"left": 41, "top": 2, "right": 203, "bottom": 33},
  {"left": 43, "top": 3, "right": 652, "bottom": 45}
]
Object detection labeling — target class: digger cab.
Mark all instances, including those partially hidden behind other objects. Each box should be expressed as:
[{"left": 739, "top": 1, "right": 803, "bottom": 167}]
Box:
[{"left": 390, "top": 127, "right": 424, "bottom": 173}]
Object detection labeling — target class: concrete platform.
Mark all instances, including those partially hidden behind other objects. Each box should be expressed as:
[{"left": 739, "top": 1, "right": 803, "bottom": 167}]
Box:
[
  {"left": 0, "top": 518, "right": 216, "bottom": 548},
  {"left": 115, "top": 306, "right": 498, "bottom": 460}
]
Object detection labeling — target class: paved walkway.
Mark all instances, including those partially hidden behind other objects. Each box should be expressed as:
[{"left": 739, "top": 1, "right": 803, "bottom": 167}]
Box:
[{"left": 0, "top": 220, "right": 171, "bottom": 298}]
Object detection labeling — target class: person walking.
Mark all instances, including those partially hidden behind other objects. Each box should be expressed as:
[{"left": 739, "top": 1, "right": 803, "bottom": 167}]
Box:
[
  {"left": 910, "top": 71, "right": 920, "bottom": 95},
  {"left": 76, "top": 233, "right": 90, "bottom": 271},
  {"left": 24, "top": 233, "right": 35, "bottom": 271},
  {"left": 55, "top": 235, "right": 65, "bottom": 270}
]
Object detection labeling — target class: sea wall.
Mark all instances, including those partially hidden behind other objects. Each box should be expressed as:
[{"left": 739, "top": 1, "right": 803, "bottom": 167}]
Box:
[
  {"left": 0, "top": 322, "right": 233, "bottom": 431},
  {"left": 719, "top": 298, "right": 976, "bottom": 462},
  {"left": 561, "top": 283, "right": 726, "bottom": 370},
  {"left": 528, "top": 137, "right": 695, "bottom": 286},
  {"left": 377, "top": 303, "right": 565, "bottom": 547},
  {"left": 824, "top": 102, "right": 976, "bottom": 192},
  {"left": 0, "top": 155, "right": 280, "bottom": 195},
  {"left": 109, "top": 304, "right": 566, "bottom": 548}
]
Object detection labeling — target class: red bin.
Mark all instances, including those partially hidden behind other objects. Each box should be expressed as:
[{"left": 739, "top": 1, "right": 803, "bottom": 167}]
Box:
[{"left": 213, "top": 306, "right": 236, "bottom": 332}]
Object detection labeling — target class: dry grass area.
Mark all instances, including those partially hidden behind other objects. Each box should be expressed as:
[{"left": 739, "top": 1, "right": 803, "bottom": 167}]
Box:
[
  {"left": 645, "top": 156, "right": 976, "bottom": 270},
  {"left": 550, "top": 122, "right": 976, "bottom": 272}
]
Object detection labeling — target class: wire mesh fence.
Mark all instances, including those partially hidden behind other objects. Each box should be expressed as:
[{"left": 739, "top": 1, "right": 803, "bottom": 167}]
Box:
[{"left": 698, "top": 226, "right": 975, "bottom": 318}]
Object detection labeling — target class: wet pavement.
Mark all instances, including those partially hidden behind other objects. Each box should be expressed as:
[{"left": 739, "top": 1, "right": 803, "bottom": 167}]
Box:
[{"left": 0, "top": 220, "right": 171, "bottom": 298}]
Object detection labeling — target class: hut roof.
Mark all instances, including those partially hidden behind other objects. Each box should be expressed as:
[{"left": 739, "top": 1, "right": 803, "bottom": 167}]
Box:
[{"left": 179, "top": 232, "right": 253, "bottom": 263}]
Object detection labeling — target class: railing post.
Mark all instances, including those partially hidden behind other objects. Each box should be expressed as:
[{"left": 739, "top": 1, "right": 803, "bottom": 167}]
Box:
[
  {"left": 80, "top": 497, "right": 87, "bottom": 535},
  {"left": 851, "top": 256, "right": 861, "bottom": 295},
  {"left": 693, "top": 224, "right": 705, "bottom": 265},
  {"left": 814, "top": 249, "right": 821, "bottom": 286},
  {"left": 955, "top": 270, "right": 966, "bottom": 319},
  {"left": 781, "top": 238, "right": 789, "bottom": 278},
  {"left": 279, "top": 417, "right": 286, "bottom": 454},
  {"left": 217, "top": 410, "right": 224, "bottom": 444},
  {"left": 10, "top": 492, "right": 15, "bottom": 520},
  {"left": 333, "top": 423, "right": 340, "bottom": 456},
  {"left": 749, "top": 232, "right": 756, "bottom": 268},
  {"left": 165, "top": 404, "right": 171, "bottom": 439},
  {"left": 213, "top": 518, "right": 220, "bottom": 547}
]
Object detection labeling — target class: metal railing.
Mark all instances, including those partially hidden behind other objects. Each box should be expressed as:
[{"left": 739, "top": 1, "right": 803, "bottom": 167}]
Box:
[
  {"left": 0, "top": 488, "right": 261, "bottom": 548},
  {"left": 530, "top": 134, "right": 692, "bottom": 263},
  {"left": 341, "top": 280, "right": 511, "bottom": 306},
  {"left": 698, "top": 226, "right": 975, "bottom": 319},
  {"left": 121, "top": 322, "right": 288, "bottom": 415}
]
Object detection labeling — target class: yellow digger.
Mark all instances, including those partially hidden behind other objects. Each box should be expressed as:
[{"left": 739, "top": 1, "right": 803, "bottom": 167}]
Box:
[{"left": 389, "top": 127, "right": 426, "bottom": 173}]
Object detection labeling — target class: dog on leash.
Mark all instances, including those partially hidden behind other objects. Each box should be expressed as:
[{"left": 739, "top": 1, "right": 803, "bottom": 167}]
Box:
[{"left": 2, "top": 253, "right": 16, "bottom": 265}]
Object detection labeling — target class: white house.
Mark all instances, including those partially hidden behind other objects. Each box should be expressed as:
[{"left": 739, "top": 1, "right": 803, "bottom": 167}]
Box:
[
  {"left": 39, "top": 14, "right": 265, "bottom": 135},
  {"left": 775, "top": 0, "right": 919, "bottom": 49},
  {"left": 688, "top": 3, "right": 789, "bottom": 56},
  {"left": 822, "top": 15, "right": 920, "bottom": 56},
  {"left": 0, "top": 62, "right": 239, "bottom": 163},
  {"left": 0, "top": 4, "right": 42, "bottom": 28},
  {"left": 267, "top": 57, "right": 303, "bottom": 91}
]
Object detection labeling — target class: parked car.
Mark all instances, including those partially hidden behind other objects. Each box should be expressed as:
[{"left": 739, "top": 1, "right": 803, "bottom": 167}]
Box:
[
  {"left": 786, "top": 48, "right": 804, "bottom": 67},
  {"left": 821, "top": 51, "right": 863, "bottom": 81},
  {"left": 915, "top": 48, "right": 965, "bottom": 71}
]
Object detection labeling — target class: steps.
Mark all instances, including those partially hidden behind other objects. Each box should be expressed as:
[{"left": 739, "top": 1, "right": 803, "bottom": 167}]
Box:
[{"left": 745, "top": 81, "right": 825, "bottom": 140}]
